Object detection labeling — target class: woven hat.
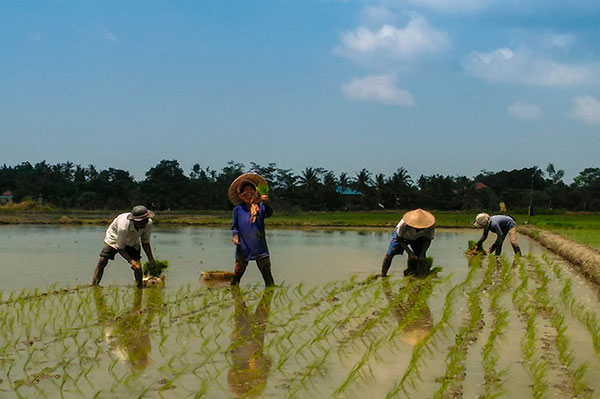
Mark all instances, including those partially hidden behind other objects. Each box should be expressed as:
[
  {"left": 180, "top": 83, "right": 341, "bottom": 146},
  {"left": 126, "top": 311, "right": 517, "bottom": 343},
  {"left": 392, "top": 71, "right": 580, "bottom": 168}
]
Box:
[
  {"left": 127, "top": 205, "right": 154, "bottom": 221},
  {"left": 473, "top": 212, "right": 490, "bottom": 228},
  {"left": 402, "top": 208, "right": 435, "bottom": 229},
  {"left": 228, "top": 173, "right": 268, "bottom": 205},
  {"left": 402, "top": 209, "right": 435, "bottom": 229}
]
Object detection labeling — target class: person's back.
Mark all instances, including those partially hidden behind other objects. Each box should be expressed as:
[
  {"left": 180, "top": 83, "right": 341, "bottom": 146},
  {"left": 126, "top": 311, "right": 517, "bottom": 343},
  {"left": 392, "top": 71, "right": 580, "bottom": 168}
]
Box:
[
  {"left": 474, "top": 213, "right": 520, "bottom": 256},
  {"left": 488, "top": 215, "right": 515, "bottom": 236}
]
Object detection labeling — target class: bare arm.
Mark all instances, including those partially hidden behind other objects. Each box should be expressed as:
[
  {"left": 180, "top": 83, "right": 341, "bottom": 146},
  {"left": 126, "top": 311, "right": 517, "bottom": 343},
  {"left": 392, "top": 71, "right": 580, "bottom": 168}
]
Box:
[
  {"left": 396, "top": 239, "right": 416, "bottom": 258},
  {"left": 142, "top": 242, "right": 154, "bottom": 261}
]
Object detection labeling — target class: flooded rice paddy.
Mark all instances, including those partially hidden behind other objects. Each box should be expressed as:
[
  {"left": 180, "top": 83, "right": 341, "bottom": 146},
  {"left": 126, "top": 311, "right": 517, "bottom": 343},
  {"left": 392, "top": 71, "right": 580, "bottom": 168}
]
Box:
[{"left": 1, "top": 226, "right": 600, "bottom": 398}]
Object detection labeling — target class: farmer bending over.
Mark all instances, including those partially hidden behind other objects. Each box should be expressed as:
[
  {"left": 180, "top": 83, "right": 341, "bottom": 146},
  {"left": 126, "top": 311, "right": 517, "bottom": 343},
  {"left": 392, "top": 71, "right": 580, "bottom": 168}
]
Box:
[
  {"left": 92, "top": 205, "right": 156, "bottom": 288},
  {"left": 473, "top": 213, "right": 521, "bottom": 256},
  {"left": 381, "top": 209, "right": 435, "bottom": 277},
  {"left": 229, "top": 173, "right": 275, "bottom": 287}
]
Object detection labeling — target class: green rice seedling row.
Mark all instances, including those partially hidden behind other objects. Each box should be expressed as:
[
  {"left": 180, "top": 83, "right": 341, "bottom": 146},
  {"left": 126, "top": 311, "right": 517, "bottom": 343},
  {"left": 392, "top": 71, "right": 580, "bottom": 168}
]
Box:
[{"left": 2, "top": 253, "right": 600, "bottom": 397}]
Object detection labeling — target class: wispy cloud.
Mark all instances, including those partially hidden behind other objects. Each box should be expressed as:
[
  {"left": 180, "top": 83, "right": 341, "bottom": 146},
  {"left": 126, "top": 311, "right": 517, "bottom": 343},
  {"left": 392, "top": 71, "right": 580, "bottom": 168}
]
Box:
[
  {"left": 401, "top": 0, "right": 493, "bottom": 13},
  {"left": 341, "top": 75, "right": 415, "bottom": 106},
  {"left": 547, "top": 33, "right": 575, "bottom": 50},
  {"left": 508, "top": 102, "right": 542, "bottom": 120},
  {"left": 462, "top": 47, "right": 594, "bottom": 86},
  {"left": 99, "top": 24, "right": 119, "bottom": 42},
  {"left": 570, "top": 95, "right": 600, "bottom": 125},
  {"left": 335, "top": 15, "right": 449, "bottom": 63},
  {"left": 359, "top": 5, "right": 395, "bottom": 25}
]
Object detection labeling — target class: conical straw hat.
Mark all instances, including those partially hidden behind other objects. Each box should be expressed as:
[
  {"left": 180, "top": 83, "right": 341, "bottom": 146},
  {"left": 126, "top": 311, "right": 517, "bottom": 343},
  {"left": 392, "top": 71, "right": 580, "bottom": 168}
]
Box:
[
  {"left": 228, "top": 173, "right": 267, "bottom": 205},
  {"left": 402, "top": 209, "right": 435, "bottom": 229}
]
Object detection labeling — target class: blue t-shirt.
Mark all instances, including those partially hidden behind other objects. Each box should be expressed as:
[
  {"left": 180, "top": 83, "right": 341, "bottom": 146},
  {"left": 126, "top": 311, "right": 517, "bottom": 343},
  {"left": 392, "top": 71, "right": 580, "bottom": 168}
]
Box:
[{"left": 232, "top": 203, "right": 273, "bottom": 261}]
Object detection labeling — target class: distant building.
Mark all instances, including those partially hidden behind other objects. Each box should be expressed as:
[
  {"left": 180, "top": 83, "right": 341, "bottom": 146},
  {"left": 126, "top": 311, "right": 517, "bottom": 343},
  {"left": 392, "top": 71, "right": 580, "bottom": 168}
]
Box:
[
  {"left": 0, "top": 191, "right": 14, "bottom": 204},
  {"left": 474, "top": 182, "right": 489, "bottom": 190},
  {"left": 335, "top": 186, "right": 363, "bottom": 196}
]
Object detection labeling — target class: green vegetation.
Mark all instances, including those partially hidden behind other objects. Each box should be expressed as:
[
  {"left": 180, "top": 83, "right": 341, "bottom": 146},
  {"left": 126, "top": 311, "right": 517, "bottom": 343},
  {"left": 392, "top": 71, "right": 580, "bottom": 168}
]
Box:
[
  {"left": 142, "top": 260, "right": 169, "bottom": 277},
  {"left": 2, "top": 250, "right": 600, "bottom": 397},
  {"left": 1, "top": 161, "right": 600, "bottom": 212}
]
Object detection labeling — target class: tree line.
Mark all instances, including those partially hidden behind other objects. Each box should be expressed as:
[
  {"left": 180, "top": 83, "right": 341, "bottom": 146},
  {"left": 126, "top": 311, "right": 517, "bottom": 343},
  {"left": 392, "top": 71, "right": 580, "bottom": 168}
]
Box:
[{"left": 1, "top": 160, "right": 599, "bottom": 212}]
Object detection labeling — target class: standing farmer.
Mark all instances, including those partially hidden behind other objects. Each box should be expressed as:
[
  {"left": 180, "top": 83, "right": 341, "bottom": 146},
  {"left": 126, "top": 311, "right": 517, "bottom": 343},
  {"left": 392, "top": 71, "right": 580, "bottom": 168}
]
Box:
[
  {"left": 381, "top": 209, "right": 436, "bottom": 277},
  {"left": 92, "top": 205, "right": 156, "bottom": 288},
  {"left": 229, "top": 173, "right": 275, "bottom": 287},
  {"left": 472, "top": 213, "right": 521, "bottom": 256}
]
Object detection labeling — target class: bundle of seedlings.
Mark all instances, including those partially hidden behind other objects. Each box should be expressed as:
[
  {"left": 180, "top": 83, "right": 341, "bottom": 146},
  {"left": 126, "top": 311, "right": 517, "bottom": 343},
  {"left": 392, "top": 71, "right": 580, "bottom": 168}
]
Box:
[
  {"left": 464, "top": 240, "right": 487, "bottom": 257},
  {"left": 142, "top": 260, "right": 169, "bottom": 286}
]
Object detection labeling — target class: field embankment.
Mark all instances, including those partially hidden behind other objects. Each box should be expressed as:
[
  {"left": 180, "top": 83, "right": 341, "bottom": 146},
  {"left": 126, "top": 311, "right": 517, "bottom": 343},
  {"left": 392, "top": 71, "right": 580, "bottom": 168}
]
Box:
[{"left": 519, "top": 226, "right": 600, "bottom": 286}]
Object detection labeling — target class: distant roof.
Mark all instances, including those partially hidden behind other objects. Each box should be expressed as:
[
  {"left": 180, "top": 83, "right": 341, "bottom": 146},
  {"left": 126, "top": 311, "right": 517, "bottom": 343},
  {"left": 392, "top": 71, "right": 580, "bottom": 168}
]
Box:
[
  {"left": 474, "top": 182, "right": 489, "bottom": 190},
  {"left": 1, "top": 191, "right": 13, "bottom": 196},
  {"left": 336, "top": 186, "right": 362, "bottom": 196}
]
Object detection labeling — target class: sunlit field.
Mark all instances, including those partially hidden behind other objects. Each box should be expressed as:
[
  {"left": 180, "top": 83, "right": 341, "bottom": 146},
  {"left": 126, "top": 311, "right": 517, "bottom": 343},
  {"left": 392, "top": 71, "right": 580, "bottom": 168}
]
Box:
[{"left": 2, "top": 253, "right": 600, "bottom": 398}]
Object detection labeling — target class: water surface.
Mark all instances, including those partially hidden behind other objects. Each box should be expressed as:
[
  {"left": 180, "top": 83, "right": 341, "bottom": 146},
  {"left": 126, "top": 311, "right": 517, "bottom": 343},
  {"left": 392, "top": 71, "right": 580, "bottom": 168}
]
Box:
[{"left": 2, "top": 225, "right": 547, "bottom": 291}]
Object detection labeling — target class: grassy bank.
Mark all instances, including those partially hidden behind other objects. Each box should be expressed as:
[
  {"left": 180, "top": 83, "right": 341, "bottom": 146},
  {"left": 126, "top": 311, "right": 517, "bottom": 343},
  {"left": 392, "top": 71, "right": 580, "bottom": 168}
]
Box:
[{"left": 2, "top": 209, "right": 599, "bottom": 228}]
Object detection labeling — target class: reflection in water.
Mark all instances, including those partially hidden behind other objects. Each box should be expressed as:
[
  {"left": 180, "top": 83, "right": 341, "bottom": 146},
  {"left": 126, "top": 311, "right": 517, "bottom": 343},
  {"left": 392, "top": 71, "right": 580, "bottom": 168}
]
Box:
[
  {"left": 227, "top": 287, "right": 273, "bottom": 398},
  {"left": 382, "top": 279, "right": 433, "bottom": 346},
  {"left": 94, "top": 287, "right": 163, "bottom": 371}
]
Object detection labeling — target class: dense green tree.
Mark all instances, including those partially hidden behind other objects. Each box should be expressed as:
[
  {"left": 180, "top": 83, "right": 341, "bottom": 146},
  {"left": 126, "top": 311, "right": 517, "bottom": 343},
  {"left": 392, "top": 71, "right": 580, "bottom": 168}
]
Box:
[{"left": 1, "top": 160, "right": 599, "bottom": 212}]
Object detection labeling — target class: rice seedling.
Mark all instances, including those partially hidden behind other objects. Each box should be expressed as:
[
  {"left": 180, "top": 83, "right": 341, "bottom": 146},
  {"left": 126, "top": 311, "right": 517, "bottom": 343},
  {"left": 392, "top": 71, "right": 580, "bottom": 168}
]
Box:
[
  {"left": 386, "top": 256, "right": 481, "bottom": 398},
  {"left": 2, "top": 248, "right": 600, "bottom": 399}
]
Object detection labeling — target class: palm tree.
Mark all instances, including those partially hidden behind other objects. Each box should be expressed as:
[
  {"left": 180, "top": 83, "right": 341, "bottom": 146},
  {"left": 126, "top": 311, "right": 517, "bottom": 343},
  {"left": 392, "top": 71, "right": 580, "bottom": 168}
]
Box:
[
  {"left": 298, "top": 167, "right": 321, "bottom": 189},
  {"left": 354, "top": 168, "right": 372, "bottom": 192},
  {"left": 338, "top": 172, "right": 350, "bottom": 192}
]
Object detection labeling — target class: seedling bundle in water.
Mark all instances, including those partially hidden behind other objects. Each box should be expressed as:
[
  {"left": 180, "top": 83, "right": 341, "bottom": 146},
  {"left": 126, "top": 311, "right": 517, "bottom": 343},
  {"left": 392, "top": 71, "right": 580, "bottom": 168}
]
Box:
[
  {"left": 1, "top": 252, "right": 600, "bottom": 398},
  {"left": 143, "top": 259, "right": 169, "bottom": 277},
  {"left": 464, "top": 240, "right": 487, "bottom": 256}
]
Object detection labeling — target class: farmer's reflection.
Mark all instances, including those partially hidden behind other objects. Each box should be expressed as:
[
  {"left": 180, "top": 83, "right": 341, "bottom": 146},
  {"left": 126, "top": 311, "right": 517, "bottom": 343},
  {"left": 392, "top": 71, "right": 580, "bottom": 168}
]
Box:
[
  {"left": 227, "top": 287, "right": 273, "bottom": 398},
  {"left": 94, "top": 287, "right": 163, "bottom": 371},
  {"left": 382, "top": 278, "right": 433, "bottom": 346}
]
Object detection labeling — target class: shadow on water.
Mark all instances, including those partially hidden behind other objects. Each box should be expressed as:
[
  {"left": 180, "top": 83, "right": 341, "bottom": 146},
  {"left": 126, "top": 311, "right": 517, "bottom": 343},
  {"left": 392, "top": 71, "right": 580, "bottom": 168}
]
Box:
[
  {"left": 227, "top": 287, "right": 274, "bottom": 398},
  {"left": 381, "top": 277, "right": 433, "bottom": 346},
  {"left": 93, "top": 287, "right": 164, "bottom": 371}
]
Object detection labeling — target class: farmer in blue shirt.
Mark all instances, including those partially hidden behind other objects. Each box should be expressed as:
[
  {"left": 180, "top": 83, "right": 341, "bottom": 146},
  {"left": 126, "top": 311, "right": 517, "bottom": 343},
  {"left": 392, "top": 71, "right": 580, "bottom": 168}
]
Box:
[
  {"left": 473, "top": 213, "right": 521, "bottom": 256},
  {"left": 228, "top": 173, "right": 274, "bottom": 287}
]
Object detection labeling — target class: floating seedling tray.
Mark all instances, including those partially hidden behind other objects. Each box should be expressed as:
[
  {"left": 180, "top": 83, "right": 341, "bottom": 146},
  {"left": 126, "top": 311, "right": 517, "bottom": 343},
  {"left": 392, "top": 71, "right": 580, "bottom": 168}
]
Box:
[
  {"left": 142, "top": 275, "right": 165, "bottom": 286},
  {"left": 200, "top": 270, "right": 234, "bottom": 281}
]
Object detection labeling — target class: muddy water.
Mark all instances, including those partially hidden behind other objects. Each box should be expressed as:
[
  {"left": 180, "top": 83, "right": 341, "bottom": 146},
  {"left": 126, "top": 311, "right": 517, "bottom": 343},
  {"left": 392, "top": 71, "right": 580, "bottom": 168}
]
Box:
[
  {"left": 1, "top": 225, "right": 546, "bottom": 291},
  {"left": 3, "top": 226, "right": 600, "bottom": 398}
]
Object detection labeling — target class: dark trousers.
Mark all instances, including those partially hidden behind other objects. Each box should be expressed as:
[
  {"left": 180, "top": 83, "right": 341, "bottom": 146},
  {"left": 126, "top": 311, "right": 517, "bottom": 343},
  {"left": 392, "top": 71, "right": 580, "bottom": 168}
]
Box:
[
  {"left": 231, "top": 256, "right": 274, "bottom": 287},
  {"left": 381, "top": 237, "right": 430, "bottom": 277}
]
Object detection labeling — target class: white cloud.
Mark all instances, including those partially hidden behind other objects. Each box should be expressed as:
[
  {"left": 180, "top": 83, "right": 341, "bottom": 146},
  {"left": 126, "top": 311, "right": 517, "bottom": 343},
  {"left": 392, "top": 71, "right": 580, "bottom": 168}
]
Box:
[
  {"left": 570, "top": 95, "right": 600, "bottom": 125},
  {"left": 404, "top": 0, "right": 493, "bottom": 13},
  {"left": 342, "top": 75, "right": 415, "bottom": 106},
  {"left": 463, "top": 47, "right": 594, "bottom": 86},
  {"left": 99, "top": 24, "right": 119, "bottom": 42},
  {"left": 335, "top": 15, "right": 449, "bottom": 62},
  {"left": 360, "top": 5, "right": 395, "bottom": 25},
  {"left": 508, "top": 102, "right": 542, "bottom": 120},
  {"left": 548, "top": 33, "right": 575, "bottom": 50}
]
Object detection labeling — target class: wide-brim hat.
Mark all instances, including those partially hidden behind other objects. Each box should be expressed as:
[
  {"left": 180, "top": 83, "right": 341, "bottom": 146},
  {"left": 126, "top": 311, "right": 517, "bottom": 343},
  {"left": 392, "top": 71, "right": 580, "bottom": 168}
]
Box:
[
  {"left": 228, "top": 173, "right": 268, "bottom": 205},
  {"left": 127, "top": 205, "right": 155, "bottom": 221},
  {"left": 402, "top": 209, "right": 435, "bottom": 229}
]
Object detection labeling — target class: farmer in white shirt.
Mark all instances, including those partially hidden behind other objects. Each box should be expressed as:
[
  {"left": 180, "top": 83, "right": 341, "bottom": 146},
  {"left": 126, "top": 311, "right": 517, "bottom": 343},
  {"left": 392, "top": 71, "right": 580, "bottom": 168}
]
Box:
[{"left": 92, "top": 205, "right": 157, "bottom": 288}]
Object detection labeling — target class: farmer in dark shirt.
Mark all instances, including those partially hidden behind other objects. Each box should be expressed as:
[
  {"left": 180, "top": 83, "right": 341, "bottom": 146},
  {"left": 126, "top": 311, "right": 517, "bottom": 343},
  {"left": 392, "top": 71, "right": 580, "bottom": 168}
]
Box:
[
  {"left": 229, "top": 173, "right": 274, "bottom": 287},
  {"left": 473, "top": 213, "right": 521, "bottom": 256}
]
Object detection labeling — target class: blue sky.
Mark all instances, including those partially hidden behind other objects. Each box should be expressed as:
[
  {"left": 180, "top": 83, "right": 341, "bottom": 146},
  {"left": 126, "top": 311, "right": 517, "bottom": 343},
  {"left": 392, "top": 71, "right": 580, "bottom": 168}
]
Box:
[{"left": 1, "top": 0, "right": 599, "bottom": 182}]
